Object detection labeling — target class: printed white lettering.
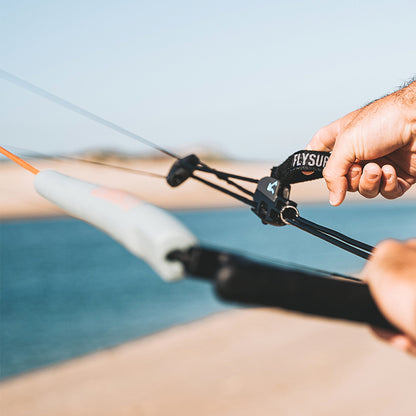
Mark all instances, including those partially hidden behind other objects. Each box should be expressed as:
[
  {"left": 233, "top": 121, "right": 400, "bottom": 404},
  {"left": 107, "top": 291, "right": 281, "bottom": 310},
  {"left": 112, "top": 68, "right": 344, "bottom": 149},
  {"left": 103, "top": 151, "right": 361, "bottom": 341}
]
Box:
[
  {"left": 292, "top": 152, "right": 328, "bottom": 169},
  {"left": 316, "top": 155, "right": 323, "bottom": 167},
  {"left": 308, "top": 153, "right": 316, "bottom": 166},
  {"left": 293, "top": 154, "right": 300, "bottom": 166}
]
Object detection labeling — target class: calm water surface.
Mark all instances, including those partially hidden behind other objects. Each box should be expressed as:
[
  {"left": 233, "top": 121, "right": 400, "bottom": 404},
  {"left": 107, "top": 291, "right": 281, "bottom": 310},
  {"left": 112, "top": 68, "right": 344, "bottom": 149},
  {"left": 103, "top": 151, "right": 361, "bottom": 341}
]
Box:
[{"left": 0, "top": 201, "right": 415, "bottom": 379}]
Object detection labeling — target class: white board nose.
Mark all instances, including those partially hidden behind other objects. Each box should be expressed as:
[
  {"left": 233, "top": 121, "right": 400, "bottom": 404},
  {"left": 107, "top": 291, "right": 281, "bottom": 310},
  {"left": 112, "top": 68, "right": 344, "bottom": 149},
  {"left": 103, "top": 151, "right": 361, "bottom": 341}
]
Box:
[{"left": 34, "top": 170, "right": 197, "bottom": 281}]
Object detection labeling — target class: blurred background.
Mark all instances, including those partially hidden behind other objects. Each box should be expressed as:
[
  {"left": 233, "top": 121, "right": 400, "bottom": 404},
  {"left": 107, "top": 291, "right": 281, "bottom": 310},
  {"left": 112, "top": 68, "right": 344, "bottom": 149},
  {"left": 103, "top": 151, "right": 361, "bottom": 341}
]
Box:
[
  {"left": 1, "top": 1, "right": 416, "bottom": 415},
  {"left": 1, "top": 0, "right": 415, "bottom": 159}
]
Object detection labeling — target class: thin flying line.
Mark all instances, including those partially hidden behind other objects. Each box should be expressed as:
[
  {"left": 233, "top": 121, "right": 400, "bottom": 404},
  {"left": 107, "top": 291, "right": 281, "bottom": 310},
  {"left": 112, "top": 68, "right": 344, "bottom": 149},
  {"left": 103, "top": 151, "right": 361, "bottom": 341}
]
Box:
[
  {"left": 1, "top": 144, "right": 166, "bottom": 179},
  {"left": 65, "top": 157, "right": 166, "bottom": 179},
  {"left": 0, "top": 68, "right": 179, "bottom": 159}
]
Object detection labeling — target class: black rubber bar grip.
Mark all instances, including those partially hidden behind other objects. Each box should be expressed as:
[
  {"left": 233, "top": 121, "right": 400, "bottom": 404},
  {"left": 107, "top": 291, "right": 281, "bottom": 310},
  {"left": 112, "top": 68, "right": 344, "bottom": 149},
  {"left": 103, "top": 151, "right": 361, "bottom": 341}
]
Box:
[{"left": 178, "top": 246, "right": 397, "bottom": 332}]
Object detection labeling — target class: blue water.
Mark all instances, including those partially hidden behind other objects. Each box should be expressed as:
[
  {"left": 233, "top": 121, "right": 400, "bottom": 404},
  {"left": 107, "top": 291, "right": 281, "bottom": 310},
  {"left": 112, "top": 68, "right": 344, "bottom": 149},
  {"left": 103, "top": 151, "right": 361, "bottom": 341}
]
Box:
[{"left": 0, "top": 201, "right": 415, "bottom": 379}]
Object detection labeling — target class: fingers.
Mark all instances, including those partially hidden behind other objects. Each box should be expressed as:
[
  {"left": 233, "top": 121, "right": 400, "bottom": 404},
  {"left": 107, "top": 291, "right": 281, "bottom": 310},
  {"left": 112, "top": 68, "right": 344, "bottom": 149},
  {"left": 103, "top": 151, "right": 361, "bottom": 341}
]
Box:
[
  {"left": 358, "top": 163, "right": 382, "bottom": 198},
  {"left": 380, "top": 165, "right": 405, "bottom": 199},
  {"left": 322, "top": 139, "right": 357, "bottom": 205},
  {"left": 306, "top": 110, "right": 364, "bottom": 205},
  {"left": 347, "top": 164, "right": 362, "bottom": 192},
  {"left": 342, "top": 163, "right": 405, "bottom": 201},
  {"left": 363, "top": 240, "right": 416, "bottom": 341}
]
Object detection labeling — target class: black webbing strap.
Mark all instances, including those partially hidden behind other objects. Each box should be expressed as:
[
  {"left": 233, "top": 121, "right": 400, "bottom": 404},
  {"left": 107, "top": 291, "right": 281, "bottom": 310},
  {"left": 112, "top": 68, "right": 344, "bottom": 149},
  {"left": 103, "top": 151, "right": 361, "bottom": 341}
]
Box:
[{"left": 271, "top": 150, "right": 330, "bottom": 184}]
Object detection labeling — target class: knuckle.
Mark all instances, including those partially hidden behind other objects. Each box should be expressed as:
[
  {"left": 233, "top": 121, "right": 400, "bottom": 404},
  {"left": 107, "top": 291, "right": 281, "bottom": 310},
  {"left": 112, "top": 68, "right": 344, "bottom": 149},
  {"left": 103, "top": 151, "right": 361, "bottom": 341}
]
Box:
[
  {"left": 322, "top": 166, "right": 337, "bottom": 182},
  {"left": 314, "top": 126, "right": 331, "bottom": 141},
  {"left": 309, "top": 126, "right": 334, "bottom": 151}
]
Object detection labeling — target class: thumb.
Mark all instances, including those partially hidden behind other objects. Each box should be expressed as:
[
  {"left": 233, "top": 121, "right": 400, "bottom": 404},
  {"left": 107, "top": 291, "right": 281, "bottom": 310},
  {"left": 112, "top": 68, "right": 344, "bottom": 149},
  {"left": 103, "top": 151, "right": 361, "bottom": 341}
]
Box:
[
  {"left": 304, "top": 122, "right": 340, "bottom": 178},
  {"left": 306, "top": 123, "right": 338, "bottom": 151},
  {"left": 323, "top": 134, "right": 357, "bottom": 205}
]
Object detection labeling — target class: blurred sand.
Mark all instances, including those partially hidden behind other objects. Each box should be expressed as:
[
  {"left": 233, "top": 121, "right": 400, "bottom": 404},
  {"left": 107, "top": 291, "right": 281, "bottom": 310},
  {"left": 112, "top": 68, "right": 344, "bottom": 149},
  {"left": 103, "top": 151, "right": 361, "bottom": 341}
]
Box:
[
  {"left": 0, "top": 157, "right": 263, "bottom": 218},
  {"left": 1, "top": 157, "right": 416, "bottom": 415},
  {"left": 1, "top": 309, "right": 416, "bottom": 416}
]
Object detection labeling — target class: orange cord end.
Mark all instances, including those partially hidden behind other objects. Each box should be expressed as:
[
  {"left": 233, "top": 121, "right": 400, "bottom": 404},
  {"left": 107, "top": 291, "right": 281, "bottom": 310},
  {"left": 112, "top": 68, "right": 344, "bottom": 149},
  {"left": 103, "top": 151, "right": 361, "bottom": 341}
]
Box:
[{"left": 0, "top": 146, "right": 40, "bottom": 174}]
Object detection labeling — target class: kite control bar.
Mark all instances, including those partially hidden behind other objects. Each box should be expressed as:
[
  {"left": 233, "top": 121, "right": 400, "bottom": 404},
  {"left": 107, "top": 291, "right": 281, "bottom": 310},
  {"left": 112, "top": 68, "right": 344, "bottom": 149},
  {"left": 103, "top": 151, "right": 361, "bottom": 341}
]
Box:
[
  {"left": 0, "top": 145, "right": 395, "bottom": 333},
  {"left": 29, "top": 166, "right": 386, "bottom": 330},
  {"left": 0, "top": 73, "right": 393, "bottom": 333},
  {"left": 167, "top": 150, "right": 374, "bottom": 259},
  {"left": 34, "top": 169, "right": 395, "bottom": 331}
]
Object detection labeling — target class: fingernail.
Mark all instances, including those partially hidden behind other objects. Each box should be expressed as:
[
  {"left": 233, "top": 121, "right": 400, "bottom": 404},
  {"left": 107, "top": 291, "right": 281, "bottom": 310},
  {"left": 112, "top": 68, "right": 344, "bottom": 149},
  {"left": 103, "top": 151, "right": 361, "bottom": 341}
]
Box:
[
  {"left": 367, "top": 172, "right": 379, "bottom": 181},
  {"left": 329, "top": 192, "right": 338, "bottom": 206},
  {"left": 350, "top": 167, "right": 361, "bottom": 179}
]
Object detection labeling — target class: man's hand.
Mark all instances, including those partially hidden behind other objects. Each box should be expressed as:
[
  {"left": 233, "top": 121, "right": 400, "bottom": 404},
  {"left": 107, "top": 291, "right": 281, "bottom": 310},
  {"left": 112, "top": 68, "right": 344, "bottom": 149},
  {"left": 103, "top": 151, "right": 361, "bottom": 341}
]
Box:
[
  {"left": 361, "top": 239, "right": 416, "bottom": 355},
  {"left": 307, "top": 81, "right": 416, "bottom": 205}
]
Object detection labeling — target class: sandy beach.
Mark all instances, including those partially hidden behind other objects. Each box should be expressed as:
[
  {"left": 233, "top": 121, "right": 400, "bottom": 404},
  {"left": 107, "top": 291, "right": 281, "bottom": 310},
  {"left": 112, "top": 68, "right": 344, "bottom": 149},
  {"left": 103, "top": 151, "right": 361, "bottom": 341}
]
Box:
[
  {"left": 1, "top": 309, "right": 416, "bottom": 416},
  {"left": 1, "top": 157, "right": 416, "bottom": 415}
]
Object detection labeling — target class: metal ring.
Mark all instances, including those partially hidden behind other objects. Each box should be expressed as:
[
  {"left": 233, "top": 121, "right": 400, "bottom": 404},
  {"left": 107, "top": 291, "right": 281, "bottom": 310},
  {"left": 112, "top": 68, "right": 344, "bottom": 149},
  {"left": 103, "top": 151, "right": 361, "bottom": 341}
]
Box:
[{"left": 280, "top": 205, "right": 299, "bottom": 225}]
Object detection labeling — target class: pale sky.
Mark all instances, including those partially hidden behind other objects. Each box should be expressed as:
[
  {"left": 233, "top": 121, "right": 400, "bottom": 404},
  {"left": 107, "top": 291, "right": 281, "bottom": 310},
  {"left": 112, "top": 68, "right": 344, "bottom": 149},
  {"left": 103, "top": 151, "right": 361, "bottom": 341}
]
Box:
[{"left": 1, "top": 0, "right": 415, "bottom": 160}]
